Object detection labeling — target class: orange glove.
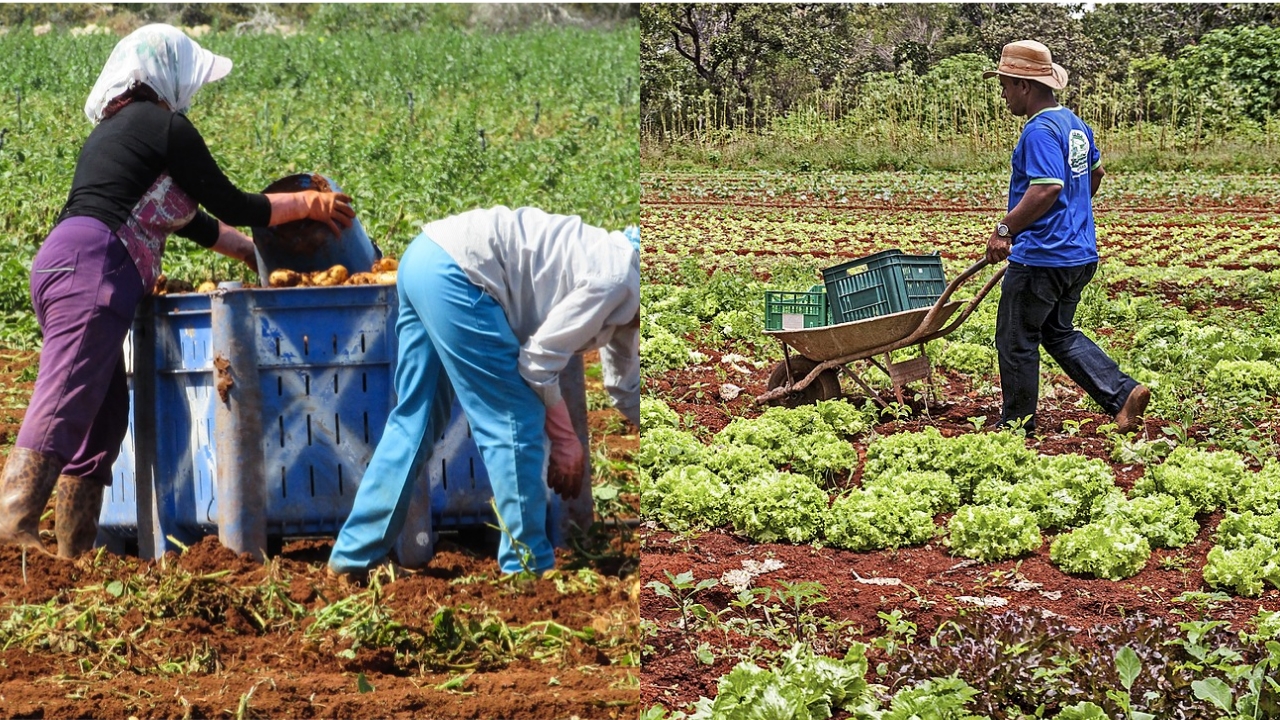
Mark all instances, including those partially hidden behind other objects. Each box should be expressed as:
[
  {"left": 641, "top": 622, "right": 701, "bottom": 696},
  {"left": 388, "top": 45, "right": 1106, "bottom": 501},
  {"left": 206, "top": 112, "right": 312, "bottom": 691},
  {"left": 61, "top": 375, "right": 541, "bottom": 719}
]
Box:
[
  {"left": 267, "top": 191, "right": 356, "bottom": 237},
  {"left": 545, "top": 400, "right": 584, "bottom": 499}
]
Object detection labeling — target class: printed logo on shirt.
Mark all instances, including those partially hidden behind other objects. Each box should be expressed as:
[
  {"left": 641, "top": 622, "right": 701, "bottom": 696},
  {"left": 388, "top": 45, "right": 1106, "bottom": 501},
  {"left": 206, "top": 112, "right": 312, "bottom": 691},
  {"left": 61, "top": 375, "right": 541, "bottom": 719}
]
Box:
[{"left": 1068, "top": 129, "right": 1089, "bottom": 177}]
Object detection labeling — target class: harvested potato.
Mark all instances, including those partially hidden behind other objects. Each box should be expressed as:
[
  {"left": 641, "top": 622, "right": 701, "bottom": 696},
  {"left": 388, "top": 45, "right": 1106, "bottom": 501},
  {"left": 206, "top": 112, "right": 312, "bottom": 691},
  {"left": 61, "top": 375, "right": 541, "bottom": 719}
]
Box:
[
  {"left": 310, "top": 265, "right": 349, "bottom": 287},
  {"left": 375, "top": 271, "right": 398, "bottom": 285},
  {"left": 166, "top": 278, "right": 194, "bottom": 294},
  {"left": 269, "top": 269, "right": 303, "bottom": 288},
  {"left": 197, "top": 281, "right": 218, "bottom": 293},
  {"left": 372, "top": 257, "right": 399, "bottom": 273},
  {"left": 346, "top": 272, "right": 377, "bottom": 285}
]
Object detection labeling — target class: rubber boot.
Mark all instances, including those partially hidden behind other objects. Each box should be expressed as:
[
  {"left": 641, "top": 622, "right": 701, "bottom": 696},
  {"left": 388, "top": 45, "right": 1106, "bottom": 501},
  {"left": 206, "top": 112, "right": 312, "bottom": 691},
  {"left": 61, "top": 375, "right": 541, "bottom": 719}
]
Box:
[
  {"left": 55, "top": 475, "right": 104, "bottom": 558},
  {"left": 0, "top": 446, "right": 61, "bottom": 555}
]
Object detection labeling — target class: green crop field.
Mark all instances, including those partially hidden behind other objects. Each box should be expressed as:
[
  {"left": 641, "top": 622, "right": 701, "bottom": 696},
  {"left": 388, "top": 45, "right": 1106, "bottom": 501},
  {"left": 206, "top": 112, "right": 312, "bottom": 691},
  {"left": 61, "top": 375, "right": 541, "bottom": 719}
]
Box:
[
  {"left": 640, "top": 168, "right": 1280, "bottom": 718},
  {"left": 0, "top": 21, "right": 639, "bottom": 348}
]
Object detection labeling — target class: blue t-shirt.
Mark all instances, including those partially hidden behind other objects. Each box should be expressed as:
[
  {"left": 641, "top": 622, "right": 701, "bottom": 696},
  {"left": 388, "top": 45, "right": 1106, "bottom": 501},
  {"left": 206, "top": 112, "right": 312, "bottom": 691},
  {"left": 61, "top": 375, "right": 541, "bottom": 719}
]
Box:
[{"left": 1007, "top": 106, "right": 1102, "bottom": 267}]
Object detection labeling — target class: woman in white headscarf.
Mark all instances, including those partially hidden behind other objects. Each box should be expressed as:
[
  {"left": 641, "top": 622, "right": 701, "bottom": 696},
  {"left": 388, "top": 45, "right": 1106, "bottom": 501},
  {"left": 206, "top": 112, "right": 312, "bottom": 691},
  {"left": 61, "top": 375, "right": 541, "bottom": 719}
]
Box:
[{"left": 0, "top": 24, "right": 354, "bottom": 559}]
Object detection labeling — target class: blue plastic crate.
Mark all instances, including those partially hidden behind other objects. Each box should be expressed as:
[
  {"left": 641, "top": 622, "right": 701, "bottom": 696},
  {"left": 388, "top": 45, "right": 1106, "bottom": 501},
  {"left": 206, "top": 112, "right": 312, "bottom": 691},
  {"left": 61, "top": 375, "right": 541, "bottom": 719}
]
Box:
[{"left": 102, "top": 285, "right": 588, "bottom": 561}]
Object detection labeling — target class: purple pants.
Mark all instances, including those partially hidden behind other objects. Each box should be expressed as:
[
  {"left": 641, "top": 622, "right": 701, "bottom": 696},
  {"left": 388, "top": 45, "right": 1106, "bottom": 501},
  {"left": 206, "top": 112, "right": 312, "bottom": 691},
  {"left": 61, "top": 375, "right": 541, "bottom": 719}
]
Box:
[{"left": 17, "top": 217, "right": 144, "bottom": 485}]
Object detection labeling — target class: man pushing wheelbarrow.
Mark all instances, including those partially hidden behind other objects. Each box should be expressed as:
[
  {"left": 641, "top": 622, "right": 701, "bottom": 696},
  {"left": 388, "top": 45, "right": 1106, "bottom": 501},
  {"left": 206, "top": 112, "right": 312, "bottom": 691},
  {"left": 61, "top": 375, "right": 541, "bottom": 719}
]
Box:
[
  {"left": 983, "top": 39, "right": 1148, "bottom": 435},
  {"left": 760, "top": 40, "right": 1151, "bottom": 438}
]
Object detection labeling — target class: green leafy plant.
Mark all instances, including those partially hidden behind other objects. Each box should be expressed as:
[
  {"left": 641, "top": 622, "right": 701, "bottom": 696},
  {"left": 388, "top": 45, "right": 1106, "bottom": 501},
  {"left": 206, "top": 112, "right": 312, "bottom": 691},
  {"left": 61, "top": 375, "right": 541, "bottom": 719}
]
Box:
[
  {"left": 730, "top": 472, "right": 828, "bottom": 544},
  {"left": 1131, "top": 446, "right": 1248, "bottom": 514},
  {"left": 684, "top": 642, "right": 870, "bottom": 720},
  {"left": 946, "top": 505, "right": 1042, "bottom": 563},
  {"left": 649, "top": 465, "right": 733, "bottom": 532},
  {"left": 1092, "top": 493, "right": 1200, "bottom": 549},
  {"left": 825, "top": 487, "right": 937, "bottom": 551},
  {"left": 1050, "top": 518, "right": 1152, "bottom": 581}
]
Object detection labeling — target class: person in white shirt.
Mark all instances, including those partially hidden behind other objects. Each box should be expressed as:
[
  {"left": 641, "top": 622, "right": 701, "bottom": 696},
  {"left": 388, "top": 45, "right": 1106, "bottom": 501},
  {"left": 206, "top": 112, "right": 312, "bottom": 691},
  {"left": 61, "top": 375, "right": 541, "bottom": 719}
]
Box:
[{"left": 329, "top": 207, "right": 640, "bottom": 578}]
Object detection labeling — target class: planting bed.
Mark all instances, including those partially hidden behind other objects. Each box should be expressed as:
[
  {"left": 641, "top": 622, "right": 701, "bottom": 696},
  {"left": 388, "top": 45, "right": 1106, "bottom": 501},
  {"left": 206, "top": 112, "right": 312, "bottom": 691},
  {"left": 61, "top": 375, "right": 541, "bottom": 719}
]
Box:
[
  {"left": 640, "top": 171, "right": 1280, "bottom": 718},
  {"left": 0, "top": 349, "right": 640, "bottom": 719}
]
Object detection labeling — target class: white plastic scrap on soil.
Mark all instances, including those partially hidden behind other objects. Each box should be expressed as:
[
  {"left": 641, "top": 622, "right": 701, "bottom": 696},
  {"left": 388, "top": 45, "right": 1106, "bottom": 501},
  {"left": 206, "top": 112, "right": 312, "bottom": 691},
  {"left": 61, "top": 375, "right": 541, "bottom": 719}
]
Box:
[
  {"left": 852, "top": 571, "right": 902, "bottom": 586},
  {"left": 955, "top": 595, "right": 1010, "bottom": 608},
  {"left": 721, "top": 558, "right": 786, "bottom": 592},
  {"left": 720, "top": 353, "right": 763, "bottom": 375}
]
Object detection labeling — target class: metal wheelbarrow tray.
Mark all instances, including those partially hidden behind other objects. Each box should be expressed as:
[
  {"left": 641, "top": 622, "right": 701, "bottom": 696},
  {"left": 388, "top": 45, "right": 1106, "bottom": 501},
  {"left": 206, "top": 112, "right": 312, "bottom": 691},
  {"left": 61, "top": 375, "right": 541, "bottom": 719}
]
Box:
[{"left": 756, "top": 259, "right": 1006, "bottom": 408}]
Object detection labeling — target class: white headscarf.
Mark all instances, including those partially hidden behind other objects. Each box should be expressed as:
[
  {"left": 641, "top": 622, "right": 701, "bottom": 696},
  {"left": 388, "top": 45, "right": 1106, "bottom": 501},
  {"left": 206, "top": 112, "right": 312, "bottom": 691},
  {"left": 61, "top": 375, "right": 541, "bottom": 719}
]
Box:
[{"left": 84, "top": 24, "right": 233, "bottom": 125}]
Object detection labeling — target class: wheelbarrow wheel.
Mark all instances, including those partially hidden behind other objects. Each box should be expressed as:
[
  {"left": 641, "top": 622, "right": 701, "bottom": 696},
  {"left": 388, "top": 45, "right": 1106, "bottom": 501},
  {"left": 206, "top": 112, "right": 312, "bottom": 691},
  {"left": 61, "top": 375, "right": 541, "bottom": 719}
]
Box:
[{"left": 766, "top": 357, "right": 842, "bottom": 407}]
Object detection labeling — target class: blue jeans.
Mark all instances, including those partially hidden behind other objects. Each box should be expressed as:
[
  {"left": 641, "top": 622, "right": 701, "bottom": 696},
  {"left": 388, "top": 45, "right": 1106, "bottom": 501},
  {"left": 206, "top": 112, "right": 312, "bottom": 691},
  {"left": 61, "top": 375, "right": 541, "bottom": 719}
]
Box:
[
  {"left": 996, "top": 261, "right": 1137, "bottom": 432},
  {"left": 329, "top": 235, "right": 555, "bottom": 575}
]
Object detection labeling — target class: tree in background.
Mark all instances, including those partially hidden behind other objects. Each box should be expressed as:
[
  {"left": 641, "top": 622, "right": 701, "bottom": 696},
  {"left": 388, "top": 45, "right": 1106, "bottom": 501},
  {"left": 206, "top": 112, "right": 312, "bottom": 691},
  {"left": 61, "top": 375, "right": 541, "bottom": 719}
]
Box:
[{"left": 642, "top": 2, "right": 1280, "bottom": 145}]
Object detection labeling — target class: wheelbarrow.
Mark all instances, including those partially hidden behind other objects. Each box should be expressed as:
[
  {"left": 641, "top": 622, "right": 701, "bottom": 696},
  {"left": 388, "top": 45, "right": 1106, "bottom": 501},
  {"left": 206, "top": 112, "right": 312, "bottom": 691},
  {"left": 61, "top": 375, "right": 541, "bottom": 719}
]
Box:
[{"left": 755, "top": 259, "right": 1006, "bottom": 408}]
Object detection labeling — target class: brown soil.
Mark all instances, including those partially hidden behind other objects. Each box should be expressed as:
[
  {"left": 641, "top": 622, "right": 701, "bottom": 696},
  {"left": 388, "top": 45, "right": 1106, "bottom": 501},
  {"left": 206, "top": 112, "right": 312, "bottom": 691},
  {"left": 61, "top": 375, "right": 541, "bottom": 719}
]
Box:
[
  {"left": 0, "top": 348, "right": 640, "bottom": 719},
  {"left": 641, "top": 356, "right": 1280, "bottom": 712}
]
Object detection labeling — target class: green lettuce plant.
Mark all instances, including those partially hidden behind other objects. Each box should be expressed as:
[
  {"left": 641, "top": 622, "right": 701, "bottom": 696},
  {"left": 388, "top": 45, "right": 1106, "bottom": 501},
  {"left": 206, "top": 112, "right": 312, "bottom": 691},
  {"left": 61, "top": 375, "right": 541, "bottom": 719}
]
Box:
[
  {"left": 730, "top": 472, "right": 829, "bottom": 544},
  {"left": 684, "top": 642, "right": 871, "bottom": 720},
  {"left": 649, "top": 466, "right": 733, "bottom": 532},
  {"left": 1050, "top": 518, "right": 1152, "bottom": 581},
  {"left": 640, "top": 397, "right": 681, "bottom": 432},
  {"left": 1092, "top": 493, "right": 1200, "bottom": 549},
  {"left": 637, "top": 427, "right": 706, "bottom": 479},
  {"left": 1131, "top": 446, "right": 1247, "bottom": 514},
  {"left": 863, "top": 470, "right": 962, "bottom": 515},
  {"left": 825, "top": 487, "right": 937, "bottom": 551},
  {"left": 947, "top": 505, "right": 1042, "bottom": 562},
  {"left": 1203, "top": 541, "right": 1280, "bottom": 597}
]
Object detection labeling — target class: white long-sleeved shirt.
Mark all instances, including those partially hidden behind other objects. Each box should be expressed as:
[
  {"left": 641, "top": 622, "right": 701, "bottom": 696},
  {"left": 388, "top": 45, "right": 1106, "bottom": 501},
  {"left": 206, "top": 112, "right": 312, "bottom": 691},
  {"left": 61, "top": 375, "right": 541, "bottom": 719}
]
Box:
[{"left": 422, "top": 206, "right": 640, "bottom": 426}]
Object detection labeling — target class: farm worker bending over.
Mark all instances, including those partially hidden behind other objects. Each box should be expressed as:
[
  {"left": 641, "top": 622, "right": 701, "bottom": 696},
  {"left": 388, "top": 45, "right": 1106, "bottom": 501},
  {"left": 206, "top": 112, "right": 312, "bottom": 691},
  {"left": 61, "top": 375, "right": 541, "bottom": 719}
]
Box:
[
  {"left": 328, "top": 207, "right": 640, "bottom": 578},
  {"left": 0, "top": 24, "right": 354, "bottom": 558},
  {"left": 983, "top": 40, "right": 1148, "bottom": 435}
]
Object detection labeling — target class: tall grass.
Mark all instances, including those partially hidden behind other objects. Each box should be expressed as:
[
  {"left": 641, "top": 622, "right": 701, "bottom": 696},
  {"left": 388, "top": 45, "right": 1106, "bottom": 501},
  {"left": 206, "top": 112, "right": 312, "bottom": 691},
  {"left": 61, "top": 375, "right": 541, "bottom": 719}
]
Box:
[{"left": 643, "top": 55, "right": 1280, "bottom": 174}]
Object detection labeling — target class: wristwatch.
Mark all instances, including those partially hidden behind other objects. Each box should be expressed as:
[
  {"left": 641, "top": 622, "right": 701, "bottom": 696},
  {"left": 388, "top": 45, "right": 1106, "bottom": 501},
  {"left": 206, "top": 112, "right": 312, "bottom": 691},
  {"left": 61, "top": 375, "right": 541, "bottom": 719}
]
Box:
[{"left": 996, "top": 222, "right": 1012, "bottom": 238}]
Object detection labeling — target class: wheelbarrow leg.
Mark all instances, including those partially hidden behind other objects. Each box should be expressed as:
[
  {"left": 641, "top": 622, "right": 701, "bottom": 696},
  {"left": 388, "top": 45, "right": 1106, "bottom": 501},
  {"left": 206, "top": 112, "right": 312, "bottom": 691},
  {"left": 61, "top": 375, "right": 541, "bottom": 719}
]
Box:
[
  {"left": 918, "top": 344, "right": 933, "bottom": 417},
  {"left": 887, "top": 353, "right": 907, "bottom": 406},
  {"left": 846, "top": 362, "right": 889, "bottom": 409}
]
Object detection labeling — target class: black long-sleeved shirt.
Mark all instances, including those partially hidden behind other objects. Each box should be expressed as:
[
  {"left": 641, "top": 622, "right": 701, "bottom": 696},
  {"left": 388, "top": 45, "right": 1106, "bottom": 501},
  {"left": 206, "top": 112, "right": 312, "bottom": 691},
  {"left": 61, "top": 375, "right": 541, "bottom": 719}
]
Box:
[{"left": 57, "top": 101, "right": 271, "bottom": 247}]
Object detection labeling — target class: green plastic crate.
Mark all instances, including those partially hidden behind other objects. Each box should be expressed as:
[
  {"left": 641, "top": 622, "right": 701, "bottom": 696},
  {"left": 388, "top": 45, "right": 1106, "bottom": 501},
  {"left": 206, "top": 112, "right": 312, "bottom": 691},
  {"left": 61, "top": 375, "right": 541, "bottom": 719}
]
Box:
[
  {"left": 823, "top": 250, "right": 946, "bottom": 324},
  {"left": 764, "top": 285, "right": 831, "bottom": 331}
]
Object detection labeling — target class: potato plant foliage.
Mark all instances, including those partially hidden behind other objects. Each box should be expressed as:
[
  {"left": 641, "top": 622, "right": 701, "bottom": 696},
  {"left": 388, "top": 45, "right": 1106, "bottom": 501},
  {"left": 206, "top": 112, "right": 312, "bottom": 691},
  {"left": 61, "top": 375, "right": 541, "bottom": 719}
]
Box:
[{"left": 0, "top": 21, "right": 639, "bottom": 347}]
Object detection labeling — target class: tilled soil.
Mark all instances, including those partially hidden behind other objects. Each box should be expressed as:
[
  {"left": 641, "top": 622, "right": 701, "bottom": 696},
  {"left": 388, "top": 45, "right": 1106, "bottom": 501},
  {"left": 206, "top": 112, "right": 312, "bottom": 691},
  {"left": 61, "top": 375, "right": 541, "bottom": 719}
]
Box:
[
  {"left": 0, "top": 348, "right": 640, "bottom": 719},
  {"left": 1, "top": 538, "right": 639, "bottom": 719},
  {"left": 641, "top": 358, "right": 1280, "bottom": 712}
]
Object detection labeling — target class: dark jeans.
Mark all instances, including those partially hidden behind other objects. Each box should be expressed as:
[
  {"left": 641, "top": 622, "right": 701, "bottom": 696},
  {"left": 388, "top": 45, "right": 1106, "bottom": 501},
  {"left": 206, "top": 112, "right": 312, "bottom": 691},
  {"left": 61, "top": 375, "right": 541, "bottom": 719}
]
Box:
[
  {"left": 17, "top": 217, "right": 144, "bottom": 484},
  {"left": 996, "top": 261, "right": 1137, "bottom": 432}
]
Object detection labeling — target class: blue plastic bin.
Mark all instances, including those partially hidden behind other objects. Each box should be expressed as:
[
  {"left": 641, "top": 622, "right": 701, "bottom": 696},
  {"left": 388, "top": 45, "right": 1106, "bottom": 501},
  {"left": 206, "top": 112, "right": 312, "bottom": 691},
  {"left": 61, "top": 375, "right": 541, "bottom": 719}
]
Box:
[
  {"left": 250, "top": 173, "right": 381, "bottom": 277},
  {"left": 101, "top": 285, "right": 592, "bottom": 563}
]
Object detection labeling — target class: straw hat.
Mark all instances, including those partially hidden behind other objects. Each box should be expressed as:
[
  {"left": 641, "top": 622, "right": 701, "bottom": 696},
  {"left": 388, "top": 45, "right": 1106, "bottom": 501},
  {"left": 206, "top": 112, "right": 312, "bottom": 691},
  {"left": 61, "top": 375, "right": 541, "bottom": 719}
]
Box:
[{"left": 982, "top": 40, "right": 1068, "bottom": 90}]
